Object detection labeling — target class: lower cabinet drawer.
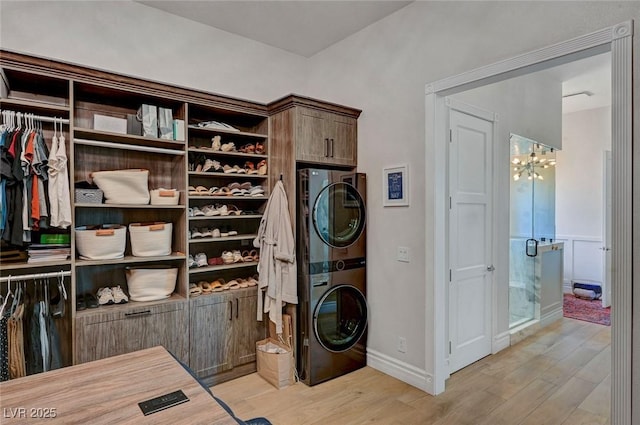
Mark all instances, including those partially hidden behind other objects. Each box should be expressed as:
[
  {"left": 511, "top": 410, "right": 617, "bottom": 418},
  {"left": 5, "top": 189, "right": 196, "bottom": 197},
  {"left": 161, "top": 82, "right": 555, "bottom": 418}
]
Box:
[{"left": 75, "top": 301, "right": 189, "bottom": 365}]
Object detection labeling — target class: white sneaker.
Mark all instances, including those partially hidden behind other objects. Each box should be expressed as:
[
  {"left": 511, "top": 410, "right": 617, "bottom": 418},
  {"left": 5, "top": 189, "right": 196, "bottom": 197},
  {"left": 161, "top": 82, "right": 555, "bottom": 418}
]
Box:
[
  {"left": 97, "top": 287, "right": 115, "bottom": 305},
  {"left": 111, "top": 286, "right": 129, "bottom": 304}
]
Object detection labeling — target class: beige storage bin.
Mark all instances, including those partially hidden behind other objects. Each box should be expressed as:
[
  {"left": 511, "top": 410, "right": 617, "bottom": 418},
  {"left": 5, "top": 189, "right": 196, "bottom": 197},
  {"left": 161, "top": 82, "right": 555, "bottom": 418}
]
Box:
[
  {"left": 91, "top": 169, "right": 150, "bottom": 205},
  {"left": 125, "top": 266, "right": 178, "bottom": 302},
  {"left": 129, "top": 222, "right": 172, "bottom": 257},
  {"left": 75, "top": 224, "right": 126, "bottom": 260},
  {"left": 150, "top": 188, "right": 179, "bottom": 206}
]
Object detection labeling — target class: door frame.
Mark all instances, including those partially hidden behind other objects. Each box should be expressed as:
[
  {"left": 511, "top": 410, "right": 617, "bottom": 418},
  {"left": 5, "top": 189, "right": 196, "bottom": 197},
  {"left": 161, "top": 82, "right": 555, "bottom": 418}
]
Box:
[
  {"left": 602, "top": 150, "right": 612, "bottom": 308},
  {"left": 426, "top": 20, "right": 633, "bottom": 424},
  {"left": 446, "top": 99, "right": 498, "bottom": 375}
]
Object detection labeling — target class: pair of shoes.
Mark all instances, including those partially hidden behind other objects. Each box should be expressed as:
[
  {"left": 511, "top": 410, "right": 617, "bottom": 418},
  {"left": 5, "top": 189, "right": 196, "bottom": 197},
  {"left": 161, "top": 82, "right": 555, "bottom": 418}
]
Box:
[
  {"left": 195, "top": 252, "right": 208, "bottom": 267},
  {"left": 76, "top": 293, "right": 99, "bottom": 310},
  {"left": 97, "top": 286, "right": 129, "bottom": 305},
  {"left": 188, "top": 255, "right": 197, "bottom": 268},
  {"left": 207, "top": 257, "right": 224, "bottom": 266},
  {"left": 202, "top": 159, "right": 222, "bottom": 173},
  {"left": 241, "top": 250, "right": 259, "bottom": 262},
  {"left": 221, "top": 251, "right": 235, "bottom": 264},
  {"left": 256, "top": 160, "right": 267, "bottom": 175},
  {"left": 191, "top": 227, "right": 222, "bottom": 239},
  {"left": 189, "top": 283, "right": 202, "bottom": 297}
]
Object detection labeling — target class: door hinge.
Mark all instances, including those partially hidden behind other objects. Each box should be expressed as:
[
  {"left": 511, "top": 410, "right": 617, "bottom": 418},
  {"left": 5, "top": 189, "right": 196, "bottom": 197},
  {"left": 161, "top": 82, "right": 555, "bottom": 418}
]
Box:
[
  {"left": 449, "top": 129, "right": 452, "bottom": 142},
  {"left": 449, "top": 341, "right": 452, "bottom": 354},
  {"left": 449, "top": 269, "right": 452, "bottom": 282},
  {"left": 449, "top": 196, "right": 452, "bottom": 209}
]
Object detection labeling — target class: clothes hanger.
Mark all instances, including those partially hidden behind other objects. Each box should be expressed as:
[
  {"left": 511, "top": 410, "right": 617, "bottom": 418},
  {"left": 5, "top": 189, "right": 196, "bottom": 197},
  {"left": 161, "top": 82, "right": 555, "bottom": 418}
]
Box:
[{"left": 0, "top": 276, "right": 12, "bottom": 317}]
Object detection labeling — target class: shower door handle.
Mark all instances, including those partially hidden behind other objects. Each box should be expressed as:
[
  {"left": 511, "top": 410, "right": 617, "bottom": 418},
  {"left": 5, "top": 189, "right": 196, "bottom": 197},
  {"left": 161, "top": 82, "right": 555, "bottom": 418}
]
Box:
[
  {"left": 486, "top": 265, "right": 495, "bottom": 272},
  {"left": 526, "top": 238, "right": 538, "bottom": 257}
]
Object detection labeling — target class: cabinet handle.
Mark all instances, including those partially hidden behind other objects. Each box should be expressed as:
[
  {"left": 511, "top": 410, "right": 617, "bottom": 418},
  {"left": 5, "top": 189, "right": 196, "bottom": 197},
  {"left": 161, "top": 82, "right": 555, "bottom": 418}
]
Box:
[
  {"left": 236, "top": 298, "right": 239, "bottom": 319},
  {"left": 229, "top": 300, "right": 233, "bottom": 321},
  {"left": 324, "top": 138, "right": 329, "bottom": 157},
  {"left": 125, "top": 310, "right": 151, "bottom": 318},
  {"left": 330, "top": 138, "right": 335, "bottom": 158}
]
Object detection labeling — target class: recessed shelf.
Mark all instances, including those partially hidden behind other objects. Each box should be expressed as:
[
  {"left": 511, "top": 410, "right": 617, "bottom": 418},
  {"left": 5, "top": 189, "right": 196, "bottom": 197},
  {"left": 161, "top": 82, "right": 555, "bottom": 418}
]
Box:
[
  {"left": 188, "top": 261, "right": 259, "bottom": 274},
  {"left": 0, "top": 98, "right": 70, "bottom": 115},
  {"left": 75, "top": 203, "right": 185, "bottom": 209},
  {"left": 1, "top": 260, "right": 72, "bottom": 271},
  {"left": 188, "top": 171, "right": 267, "bottom": 179},
  {"left": 74, "top": 128, "right": 186, "bottom": 151},
  {"left": 189, "top": 234, "right": 257, "bottom": 244},
  {"left": 75, "top": 253, "right": 186, "bottom": 267},
  {"left": 189, "top": 214, "right": 262, "bottom": 221},
  {"left": 74, "top": 138, "right": 185, "bottom": 156},
  {"left": 187, "top": 125, "right": 267, "bottom": 139}
]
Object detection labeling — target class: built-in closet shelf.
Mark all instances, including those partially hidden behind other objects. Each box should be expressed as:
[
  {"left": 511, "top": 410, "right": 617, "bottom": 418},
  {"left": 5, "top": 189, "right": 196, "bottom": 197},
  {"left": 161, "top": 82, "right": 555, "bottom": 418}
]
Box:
[
  {"left": 189, "top": 214, "right": 262, "bottom": 221},
  {"left": 189, "top": 234, "right": 257, "bottom": 244},
  {"left": 73, "top": 128, "right": 186, "bottom": 151},
  {"left": 187, "top": 125, "right": 267, "bottom": 139},
  {"left": 188, "top": 171, "right": 268, "bottom": 179},
  {"left": 75, "top": 203, "right": 185, "bottom": 210},
  {"left": 74, "top": 293, "right": 187, "bottom": 319},
  {"left": 188, "top": 196, "right": 267, "bottom": 201},
  {"left": 0, "top": 98, "right": 70, "bottom": 115},
  {"left": 187, "top": 147, "right": 268, "bottom": 159},
  {"left": 2, "top": 260, "right": 72, "bottom": 271},
  {"left": 74, "top": 138, "right": 185, "bottom": 156},
  {"left": 189, "top": 261, "right": 259, "bottom": 274},
  {"left": 75, "top": 253, "right": 186, "bottom": 267}
]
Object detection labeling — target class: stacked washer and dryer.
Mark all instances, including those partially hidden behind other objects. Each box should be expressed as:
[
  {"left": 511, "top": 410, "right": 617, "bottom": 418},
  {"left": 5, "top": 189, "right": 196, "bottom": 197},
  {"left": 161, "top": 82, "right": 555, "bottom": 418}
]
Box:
[{"left": 296, "top": 169, "right": 368, "bottom": 386}]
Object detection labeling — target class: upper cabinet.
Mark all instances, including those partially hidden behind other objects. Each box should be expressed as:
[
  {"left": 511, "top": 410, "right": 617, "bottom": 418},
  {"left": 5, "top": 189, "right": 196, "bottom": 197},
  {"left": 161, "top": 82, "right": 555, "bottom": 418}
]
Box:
[{"left": 269, "top": 95, "right": 361, "bottom": 168}]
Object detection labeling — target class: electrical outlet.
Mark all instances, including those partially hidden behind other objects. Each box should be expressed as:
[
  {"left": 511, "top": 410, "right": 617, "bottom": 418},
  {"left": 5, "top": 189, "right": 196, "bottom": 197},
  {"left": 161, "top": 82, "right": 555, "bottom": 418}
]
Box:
[
  {"left": 397, "top": 246, "right": 410, "bottom": 263},
  {"left": 398, "top": 337, "right": 407, "bottom": 353}
]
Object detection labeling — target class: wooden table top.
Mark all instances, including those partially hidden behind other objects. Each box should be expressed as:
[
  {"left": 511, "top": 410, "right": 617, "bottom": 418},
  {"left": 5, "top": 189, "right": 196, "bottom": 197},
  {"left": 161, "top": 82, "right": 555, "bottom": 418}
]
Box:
[{"left": 0, "top": 346, "right": 239, "bottom": 425}]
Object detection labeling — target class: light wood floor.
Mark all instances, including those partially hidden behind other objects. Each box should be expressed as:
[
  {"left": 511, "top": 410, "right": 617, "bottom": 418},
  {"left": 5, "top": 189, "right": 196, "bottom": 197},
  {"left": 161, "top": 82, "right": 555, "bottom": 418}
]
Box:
[{"left": 213, "top": 318, "right": 611, "bottom": 425}]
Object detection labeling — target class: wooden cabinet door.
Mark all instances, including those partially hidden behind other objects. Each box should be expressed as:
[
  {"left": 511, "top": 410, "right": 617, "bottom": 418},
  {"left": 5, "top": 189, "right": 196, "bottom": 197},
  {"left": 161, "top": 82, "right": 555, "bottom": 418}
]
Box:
[
  {"left": 327, "top": 115, "right": 357, "bottom": 166},
  {"left": 232, "top": 291, "right": 265, "bottom": 367},
  {"left": 189, "top": 294, "right": 234, "bottom": 377},
  {"left": 75, "top": 302, "right": 189, "bottom": 364},
  {"left": 296, "top": 107, "right": 329, "bottom": 163}
]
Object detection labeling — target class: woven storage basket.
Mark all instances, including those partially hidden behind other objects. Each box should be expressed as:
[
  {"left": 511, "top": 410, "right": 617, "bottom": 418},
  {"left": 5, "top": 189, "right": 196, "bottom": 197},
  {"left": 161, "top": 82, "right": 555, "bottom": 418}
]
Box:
[
  {"left": 150, "top": 188, "right": 179, "bottom": 206},
  {"left": 129, "top": 222, "right": 172, "bottom": 257},
  {"left": 91, "top": 169, "right": 150, "bottom": 205},
  {"left": 75, "top": 224, "right": 126, "bottom": 260},
  {"left": 126, "top": 266, "right": 177, "bottom": 302}
]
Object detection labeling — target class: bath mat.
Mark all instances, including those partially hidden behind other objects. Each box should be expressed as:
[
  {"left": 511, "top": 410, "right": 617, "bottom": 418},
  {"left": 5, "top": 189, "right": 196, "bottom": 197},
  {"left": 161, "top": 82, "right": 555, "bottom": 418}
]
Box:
[{"left": 563, "top": 294, "right": 610, "bottom": 326}]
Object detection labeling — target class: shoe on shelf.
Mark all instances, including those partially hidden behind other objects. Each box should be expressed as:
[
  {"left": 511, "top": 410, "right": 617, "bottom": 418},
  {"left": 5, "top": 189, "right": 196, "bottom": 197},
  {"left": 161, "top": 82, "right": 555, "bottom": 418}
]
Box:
[
  {"left": 86, "top": 293, "right": 100, "bottom": 309},
  {"left": 191, "top": 228, "right": 204, "bottom": 238},
  {"left": 211, "top": 228, "right": 221, "bottom": 238},
  {"left": 111, "top": 286, "right": 129, "bottom": 304},
  {"left": 232, "top": 250, "right": 243, "bottom": 263},
  {"left": 96, "top": 287, "right": 114, "bottom": 305},
  {"left": 195, "top": 252, "right": 208, "bottom": 267},
  {"left": 189, "top": 283, "right": 202, "bottom": 297},
  {"left": 211, "top": 135, "right": 222, "bottom": 151},
  {"left": 221, "top": 251, "right": 235, "bottom": 264},
  {"left": 76, "top": 294, "right": 87, "bottom": 311},
  {"left": 188, "top": 255, "right": 197, "bottom": 268}
]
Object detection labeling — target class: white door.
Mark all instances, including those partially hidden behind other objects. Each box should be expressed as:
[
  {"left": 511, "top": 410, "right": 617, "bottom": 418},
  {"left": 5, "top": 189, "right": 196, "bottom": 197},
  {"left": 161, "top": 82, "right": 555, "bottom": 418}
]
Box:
[
  {"left": 448, "top": 107, "right": 494, "bottom": 374},
  {"left": 602, "top": 150, "right": 612, "bottom": 308}
]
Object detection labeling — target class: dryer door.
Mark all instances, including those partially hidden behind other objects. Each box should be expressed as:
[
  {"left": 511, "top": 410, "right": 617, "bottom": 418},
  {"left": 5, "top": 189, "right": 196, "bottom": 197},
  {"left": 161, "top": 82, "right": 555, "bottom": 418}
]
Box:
[
  {"left": 312, "top": 182, "right": 366, "bottom": 248},
  {"left": 313, "top": 284, "right": 368, "bottom": 353}
]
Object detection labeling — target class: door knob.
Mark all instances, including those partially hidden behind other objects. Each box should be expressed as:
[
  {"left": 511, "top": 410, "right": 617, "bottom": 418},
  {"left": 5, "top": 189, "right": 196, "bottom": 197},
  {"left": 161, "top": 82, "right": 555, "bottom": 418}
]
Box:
[{"left": 487, "top": 265, "right": 495, "bottom": 272}]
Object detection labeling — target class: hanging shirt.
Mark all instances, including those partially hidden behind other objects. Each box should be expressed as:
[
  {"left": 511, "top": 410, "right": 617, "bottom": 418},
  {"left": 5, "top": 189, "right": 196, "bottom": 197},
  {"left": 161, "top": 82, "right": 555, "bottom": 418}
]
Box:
[{"left": 48, "top": 133, "right": 71, "bottom": 229}]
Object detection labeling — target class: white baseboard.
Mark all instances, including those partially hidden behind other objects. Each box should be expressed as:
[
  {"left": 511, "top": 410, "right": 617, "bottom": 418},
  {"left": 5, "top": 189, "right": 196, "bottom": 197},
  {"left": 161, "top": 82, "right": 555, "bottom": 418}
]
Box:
[
  {"left": 563, "top": 281, "right": 573, "bottom": 294},
  {"left": 541, "top": 306, "right": 563, "bottom": 327},
  {"left": 492, "top": 331, "right": 510, "bottom": 354},
  {"left": 367, "top": 348, "right": 433, "bottom": 394}
]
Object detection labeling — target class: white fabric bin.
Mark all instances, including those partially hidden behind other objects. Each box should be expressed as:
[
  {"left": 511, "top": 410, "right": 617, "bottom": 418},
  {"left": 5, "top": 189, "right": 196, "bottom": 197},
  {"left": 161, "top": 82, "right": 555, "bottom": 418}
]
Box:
[
  {"left": 91, "top": 169, "right": 150, "bottom": 205},
  {"left": 150, "top": 188, "right": 179, "bottom": 206},
  {"left": 126, "top": 266, "right": 178, "bottom": 302},
  {"left": 129, "top": 222, "right": 172, "bottom": 257},
  {"left": 75, "top": 224, "right": 126, "bottom": 260}
]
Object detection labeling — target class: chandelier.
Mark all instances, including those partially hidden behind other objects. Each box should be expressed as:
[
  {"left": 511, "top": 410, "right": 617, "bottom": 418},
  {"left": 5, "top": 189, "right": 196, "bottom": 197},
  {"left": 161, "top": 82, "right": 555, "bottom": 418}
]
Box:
[{"left": 512, "top": 148, "right": 556, "bottom": 181}]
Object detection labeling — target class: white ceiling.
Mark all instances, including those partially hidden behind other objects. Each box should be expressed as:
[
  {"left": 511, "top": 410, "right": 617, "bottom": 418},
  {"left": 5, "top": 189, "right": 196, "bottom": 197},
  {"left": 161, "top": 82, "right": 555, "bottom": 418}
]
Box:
[{"left": 137, "top": 0, "right": 413, "bottom": 57}]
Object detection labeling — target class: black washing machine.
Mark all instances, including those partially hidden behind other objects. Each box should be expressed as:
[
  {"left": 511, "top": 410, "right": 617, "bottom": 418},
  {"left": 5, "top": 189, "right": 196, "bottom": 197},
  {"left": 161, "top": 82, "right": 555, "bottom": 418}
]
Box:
[{"left": 297, "top": 169, "right": 367, "bottom": 386}]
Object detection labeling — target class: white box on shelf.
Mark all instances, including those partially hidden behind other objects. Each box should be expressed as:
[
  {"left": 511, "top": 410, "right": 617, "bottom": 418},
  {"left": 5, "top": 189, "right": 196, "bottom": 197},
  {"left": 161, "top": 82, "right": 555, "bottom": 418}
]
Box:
[{"left": 93, "top": 115, "right": 127, "bottom": 134}]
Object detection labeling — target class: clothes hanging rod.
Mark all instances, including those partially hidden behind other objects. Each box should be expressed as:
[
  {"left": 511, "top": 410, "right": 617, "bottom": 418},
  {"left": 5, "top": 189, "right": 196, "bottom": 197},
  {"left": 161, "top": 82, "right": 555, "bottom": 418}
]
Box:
[
  {"left": 0, "top": 270, "right": 71, "bottom": 283},
  {"left": 2, "top": 110, "right": 69, "bottom": 125}
]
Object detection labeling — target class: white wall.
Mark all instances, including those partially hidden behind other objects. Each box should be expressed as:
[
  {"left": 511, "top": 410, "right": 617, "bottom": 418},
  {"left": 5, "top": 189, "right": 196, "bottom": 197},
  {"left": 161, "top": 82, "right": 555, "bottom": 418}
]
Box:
[
  {"left": 557, "top": 106, "right": 612, "bottom": 288},
  {"left": 2, "top": 0, "right": 638, "bottom": 395},
  {"left": 0, "top": 1, "right": 307, "bottom": 103},
  {"left": 303, "top": 1, "right": 638, "bottom": 392}
]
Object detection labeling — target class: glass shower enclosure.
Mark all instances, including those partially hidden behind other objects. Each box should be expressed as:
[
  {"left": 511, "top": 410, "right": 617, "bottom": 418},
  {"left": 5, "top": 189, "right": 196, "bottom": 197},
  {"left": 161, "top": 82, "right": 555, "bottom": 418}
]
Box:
[{"left": 509, "top": 134, "right": 557, "bottom": 328}]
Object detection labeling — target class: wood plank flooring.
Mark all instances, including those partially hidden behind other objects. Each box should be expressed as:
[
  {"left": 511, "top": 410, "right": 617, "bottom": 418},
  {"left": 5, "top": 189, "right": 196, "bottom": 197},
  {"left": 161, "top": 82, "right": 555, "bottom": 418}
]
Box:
[{"left": 213, "top": 318, "right": 610, "bottom": 425}]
